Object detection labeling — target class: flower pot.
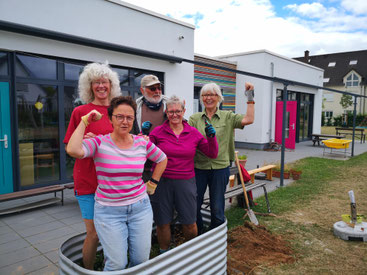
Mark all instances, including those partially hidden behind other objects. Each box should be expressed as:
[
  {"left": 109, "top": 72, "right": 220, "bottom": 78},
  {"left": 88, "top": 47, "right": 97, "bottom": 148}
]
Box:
[
  {"left": 238, "top": 159, "right": 247, "bottom": 167},
  {"left": 283, "top": 171, "right": 290, "bottom": 179},
  {"left": 291, "top": 170, "right": 302, "bottom": 180},
  {"left": 272, "top": 170, "right": 281, "bottom": 178}
]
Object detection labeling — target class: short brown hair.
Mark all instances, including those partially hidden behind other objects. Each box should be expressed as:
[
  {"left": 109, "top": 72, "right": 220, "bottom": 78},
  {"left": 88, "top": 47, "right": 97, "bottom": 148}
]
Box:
[{"left": 108, "top": 96, "right": 137, "bottom": 119}]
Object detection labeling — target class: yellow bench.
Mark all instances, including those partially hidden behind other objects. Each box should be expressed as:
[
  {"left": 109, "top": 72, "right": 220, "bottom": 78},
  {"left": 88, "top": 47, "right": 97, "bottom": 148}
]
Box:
[{"left": 247, "top": 164, "right": 276, "bottom": 184}]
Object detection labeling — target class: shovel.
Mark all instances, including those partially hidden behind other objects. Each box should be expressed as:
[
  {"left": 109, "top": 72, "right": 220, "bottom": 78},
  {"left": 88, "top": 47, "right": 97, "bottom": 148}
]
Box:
[{"left": 235, "top": 151, "right": 259, "bottom": 225}]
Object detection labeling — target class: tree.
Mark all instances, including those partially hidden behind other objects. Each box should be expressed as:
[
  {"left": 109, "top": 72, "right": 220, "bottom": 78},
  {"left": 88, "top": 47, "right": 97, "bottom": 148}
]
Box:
[{"left": 340, "top": 94, "right": 353, "bottom": 109}]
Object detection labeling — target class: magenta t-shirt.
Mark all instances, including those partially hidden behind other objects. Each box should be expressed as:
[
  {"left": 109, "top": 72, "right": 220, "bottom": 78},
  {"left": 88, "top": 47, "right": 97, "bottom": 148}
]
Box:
[{"left": 149, "top": 120, "right": 218, "bottom": 179}]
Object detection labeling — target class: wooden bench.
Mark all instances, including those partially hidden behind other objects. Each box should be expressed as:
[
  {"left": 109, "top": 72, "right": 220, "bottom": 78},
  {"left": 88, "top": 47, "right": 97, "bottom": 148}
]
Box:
[
  {"left": 202, "top": 166, "right": 273, "bottom": 213},
  {"left": 247, "top": 165, "right": 276, "bottom": 184},
  {"left": 311, "top": 133, "right": 346, "bottom": 146},
  {"left": 335, "top": 127, "right": 366, "bottom": 143},
  {"left": 0, "top": 185, "right": 65, "bottom": 216}
]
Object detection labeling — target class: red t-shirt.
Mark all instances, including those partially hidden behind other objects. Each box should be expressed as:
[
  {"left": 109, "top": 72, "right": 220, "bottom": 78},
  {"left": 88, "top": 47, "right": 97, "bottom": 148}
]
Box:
[{"left": 64, "top": 103, "right": 113, "bottom": 195}]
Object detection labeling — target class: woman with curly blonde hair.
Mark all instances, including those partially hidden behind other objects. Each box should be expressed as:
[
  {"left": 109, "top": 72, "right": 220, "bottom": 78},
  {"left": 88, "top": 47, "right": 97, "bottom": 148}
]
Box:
[{"left": 64, "top": 62, "right": 121, "bottom": 269}]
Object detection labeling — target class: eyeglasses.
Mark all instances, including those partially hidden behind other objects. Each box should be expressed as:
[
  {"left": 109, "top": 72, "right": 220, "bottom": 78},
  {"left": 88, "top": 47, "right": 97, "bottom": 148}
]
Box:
[
  {"left": 92, "top": 81, "right": 110, "bottom": 86},
  {"left": 166, "top": 110, "right": 183, "bottom": 116},
  {"left": 202, "top": 94, "right": 218, "bottom": 98},
  {"left": 112, "top": 114, "right": 134, "bottom": 122},
  {"left": 146, "top": 85, "right": 162, "bottom": 92}
]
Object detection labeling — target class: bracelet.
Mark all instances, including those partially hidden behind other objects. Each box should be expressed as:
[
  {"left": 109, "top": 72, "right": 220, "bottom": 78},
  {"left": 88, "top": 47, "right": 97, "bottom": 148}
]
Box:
[
  {"left": 247, "top": 101, "right": 255, "bottom": 104},
  {"left": 149, "top": 178, "right": 160, "bottom": 184}
]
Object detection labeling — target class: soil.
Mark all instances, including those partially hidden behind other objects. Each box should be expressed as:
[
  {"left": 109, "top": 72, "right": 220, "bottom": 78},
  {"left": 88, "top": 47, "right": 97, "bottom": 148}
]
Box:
[{"left": 227, "top": 222, "right": 295, "bottom": 274}]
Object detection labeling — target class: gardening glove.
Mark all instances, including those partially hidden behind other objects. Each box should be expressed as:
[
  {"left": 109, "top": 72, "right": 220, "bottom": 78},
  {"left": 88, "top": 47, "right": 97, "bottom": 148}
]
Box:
[
  {"left": 244, "top": 82, "right": 254, "bottom": 102},
  {"left": 204, "top": 119, "right": 216, "bottom": 138},
  {"left": 142, "top": 121, "right": 153, "bottom": 135},
  {"left": 81, "top": 110, "right": 102, "bottom": 127},
  {"left": 146, "top": 180, "right": 157, "bottom": 195}
]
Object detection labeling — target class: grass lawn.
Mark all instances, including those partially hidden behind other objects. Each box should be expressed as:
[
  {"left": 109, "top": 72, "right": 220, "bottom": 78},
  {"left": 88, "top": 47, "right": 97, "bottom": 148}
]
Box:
[{"left": 225, "top": 152, "right": 367, "bottom": 274}]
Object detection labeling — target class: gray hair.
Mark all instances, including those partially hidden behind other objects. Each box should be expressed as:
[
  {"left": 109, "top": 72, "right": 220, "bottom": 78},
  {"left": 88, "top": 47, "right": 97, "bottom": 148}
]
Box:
[
  {"left": 200, "top": 82, "right": 224, "bottom": 107},
  {"left": 166, "top": 95, "right": 185, "bottom": 110},
  {"left": 78, "top": 62, "right": 121, "bottom": 104}
]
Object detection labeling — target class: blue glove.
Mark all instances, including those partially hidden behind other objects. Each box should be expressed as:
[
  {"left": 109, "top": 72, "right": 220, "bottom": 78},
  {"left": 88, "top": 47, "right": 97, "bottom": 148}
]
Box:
[
  {"left": 204, "top": 119, "right": 216, "bottom": 137},
  {"left": 142, "top": 121, "right": 153, "bottom": 135}
]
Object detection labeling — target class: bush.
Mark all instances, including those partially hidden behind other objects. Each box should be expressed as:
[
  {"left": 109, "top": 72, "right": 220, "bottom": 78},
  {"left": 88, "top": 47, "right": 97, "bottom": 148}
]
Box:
[{"left": 333, "top": 113, "right": 367, "bottom": 127}]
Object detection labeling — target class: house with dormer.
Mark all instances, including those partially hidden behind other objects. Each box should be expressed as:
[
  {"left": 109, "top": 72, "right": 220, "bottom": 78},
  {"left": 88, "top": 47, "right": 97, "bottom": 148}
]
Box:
[{"left": 294, "top": 50, "right": 367, "bottom": 121}]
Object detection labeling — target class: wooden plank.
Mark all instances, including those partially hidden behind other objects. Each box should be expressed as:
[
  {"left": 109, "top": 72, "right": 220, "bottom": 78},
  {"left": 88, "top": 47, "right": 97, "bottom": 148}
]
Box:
[
  {"left": 247, "top": 165, "right": 276, "bottom": 175},
  {"left": 0, "top": 197, "right": 62, "bottom": 216},
  {"left": 0, "top": 186, "right": 65, "bottom": 202}
]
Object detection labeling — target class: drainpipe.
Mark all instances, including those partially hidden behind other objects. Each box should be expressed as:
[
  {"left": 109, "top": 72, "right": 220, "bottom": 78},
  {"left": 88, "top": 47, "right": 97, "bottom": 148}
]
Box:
[{"left": 269, "top": 62, "right": 274, "bottom": 143}]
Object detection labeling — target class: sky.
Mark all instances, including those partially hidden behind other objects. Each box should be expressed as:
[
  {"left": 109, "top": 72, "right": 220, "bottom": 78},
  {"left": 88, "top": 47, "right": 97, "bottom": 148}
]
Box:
[{"left": 121, "top": 0, "right": 367, "bottom": 58}]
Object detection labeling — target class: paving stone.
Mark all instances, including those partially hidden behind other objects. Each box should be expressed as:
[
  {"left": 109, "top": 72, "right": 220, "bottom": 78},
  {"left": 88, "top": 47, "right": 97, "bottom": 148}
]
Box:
[
  {"left": 0, "top": 255, "right": 52, "bottom": 275},
  {"left": 0, "top": 231, "right": 21, "bottom": 245},
  {"left": 44, "top": 250, "right": 60, "bottom": 264},
  {"left": 17, "top": 220, "right": 65, "bottom": 238},
  {"left": 33, "top": 235, "right": 70, "bottom": 254},
  {"left": 6, "top": 214, "right": 56, "bottom": 231},
  {"left": 60, "top": 214, "right": 82, "bottom": 226},
  {"left": 0, "top": 224, "right": 13, "bottom": 235},
  {"left": 0, "top": 238, "right": 30, "bottom": 255},
  {"left": 1, "top": 210, "right": 48, "bottom": 225},
  {"left": 26, "top": 226, "right": 77, "bottom": 245},
  {"left": 27, "top": 263, "right": 59, "bottom": 275},
  {"left": 0, "top": 246, "right": 40, "bottom": 267},
  {"left": 69, "top": 222, "right": 86, "bottom": 233}
]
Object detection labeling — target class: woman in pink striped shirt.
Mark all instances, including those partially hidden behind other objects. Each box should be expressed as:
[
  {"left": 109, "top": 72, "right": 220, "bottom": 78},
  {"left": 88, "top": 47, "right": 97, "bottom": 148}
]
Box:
[{"left": 66, "top": 96, "right": 167, "bottom": 271}]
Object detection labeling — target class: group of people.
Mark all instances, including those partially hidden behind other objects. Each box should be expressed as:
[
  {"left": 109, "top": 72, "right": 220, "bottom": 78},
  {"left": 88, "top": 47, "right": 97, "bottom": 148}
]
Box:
[{"left": 64, "top": 62, "right": 255, "bottom": 271}]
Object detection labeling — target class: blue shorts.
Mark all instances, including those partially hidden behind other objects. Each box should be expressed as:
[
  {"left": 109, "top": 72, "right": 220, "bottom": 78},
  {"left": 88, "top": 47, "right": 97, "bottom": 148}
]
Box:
[{"left": 76, "top": 193, "right": 95, "bottom": 220}]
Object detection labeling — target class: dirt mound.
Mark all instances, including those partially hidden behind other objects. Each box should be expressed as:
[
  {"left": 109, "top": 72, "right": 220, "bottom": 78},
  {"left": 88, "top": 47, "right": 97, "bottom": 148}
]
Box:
[{"left": 227, "top": 222, "right": 296, "bottom": 274}]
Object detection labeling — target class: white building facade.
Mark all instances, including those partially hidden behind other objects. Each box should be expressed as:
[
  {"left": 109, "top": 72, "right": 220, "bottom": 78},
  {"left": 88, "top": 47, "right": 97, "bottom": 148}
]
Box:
[
  {"left": 0, "top": 0, "right": 194, "bottom": 193},
  {"left": 218, "top": 50, "right": 324, "bottom": 149}
]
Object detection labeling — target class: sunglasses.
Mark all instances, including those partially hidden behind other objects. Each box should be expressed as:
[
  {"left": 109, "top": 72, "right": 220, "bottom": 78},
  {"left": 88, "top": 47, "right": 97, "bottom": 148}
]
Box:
[{"left": 146, "top": 85, "right": 162, "bottom": 92}]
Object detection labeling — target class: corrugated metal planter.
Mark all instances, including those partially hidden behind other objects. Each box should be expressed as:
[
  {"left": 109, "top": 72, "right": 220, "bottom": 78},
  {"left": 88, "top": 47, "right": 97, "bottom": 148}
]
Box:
[{"left": 59, "top": 209, "right": 227, "bottom": 275}]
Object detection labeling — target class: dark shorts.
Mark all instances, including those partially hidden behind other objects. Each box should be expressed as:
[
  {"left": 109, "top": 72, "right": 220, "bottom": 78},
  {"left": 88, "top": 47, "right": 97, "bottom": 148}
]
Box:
[{"left": 150, "top": 177, "right": 197, "bottom": 226}]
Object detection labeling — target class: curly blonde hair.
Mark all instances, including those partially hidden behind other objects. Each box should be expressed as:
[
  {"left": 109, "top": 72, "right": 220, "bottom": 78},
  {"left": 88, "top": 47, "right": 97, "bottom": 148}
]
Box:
[{"left": 78, "top": 62, "right": 121, "bottom": 104}]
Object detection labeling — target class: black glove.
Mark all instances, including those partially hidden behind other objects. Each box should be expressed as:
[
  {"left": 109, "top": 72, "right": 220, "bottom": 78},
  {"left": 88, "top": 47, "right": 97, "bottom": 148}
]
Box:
[
  {"left": 204, "top": 119, "right": 216, "bottom": 137},
  {"left": 142, "top": 121, "right": 152, "bottom": 135}
]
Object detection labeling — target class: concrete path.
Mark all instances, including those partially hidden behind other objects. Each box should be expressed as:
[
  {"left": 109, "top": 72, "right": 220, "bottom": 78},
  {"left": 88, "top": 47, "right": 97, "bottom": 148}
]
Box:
[{"left": 0, "top": 140, "right": 366, "bottom": 274}]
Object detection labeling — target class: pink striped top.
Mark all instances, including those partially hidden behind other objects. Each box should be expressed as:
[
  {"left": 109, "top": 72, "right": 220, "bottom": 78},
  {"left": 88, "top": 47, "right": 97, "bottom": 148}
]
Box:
[{"left": 82, "top": 134, "right": 166, "bottom": 205}]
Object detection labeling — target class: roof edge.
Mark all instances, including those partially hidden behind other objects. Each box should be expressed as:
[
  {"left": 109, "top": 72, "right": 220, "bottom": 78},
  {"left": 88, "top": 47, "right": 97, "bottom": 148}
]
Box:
[
  {"left": 217, "top": 49, "right": 324, "bottom": 72},
  {"left": 106, "top": 0, "right": 195, "bottom": 29}
]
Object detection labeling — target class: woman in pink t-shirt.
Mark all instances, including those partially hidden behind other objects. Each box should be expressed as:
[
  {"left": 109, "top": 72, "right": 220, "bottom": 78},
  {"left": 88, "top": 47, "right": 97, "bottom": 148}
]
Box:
[{"left": 66, "top": 96, "right": 167, "bottom": 271}]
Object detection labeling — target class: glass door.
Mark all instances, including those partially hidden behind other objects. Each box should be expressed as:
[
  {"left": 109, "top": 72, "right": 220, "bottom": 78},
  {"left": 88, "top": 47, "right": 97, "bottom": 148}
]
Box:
[
  {"left": 0, "top": 82, "right": 14, "bottom": 194},
  {"left": 17, "top": 83, "right": 60, "bottom": 187}
]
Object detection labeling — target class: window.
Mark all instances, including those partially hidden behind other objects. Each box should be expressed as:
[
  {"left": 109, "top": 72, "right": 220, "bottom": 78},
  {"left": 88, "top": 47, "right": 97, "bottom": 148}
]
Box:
[
  {"left": 323, "top": 93, "right": 334, "bottom": 102},
  {"left": 64, "top": 63, "right": 84, "bottom": 80},
  {"left": 349, "top": 60, "right": 357, "bottom": 65},
  {"left": 345, "top": 73, "right": 359, "bottom": 87},
  {"left": 324, "top": 111, "right": 333, "bottom": 119},
  {"left": 16, "top": 54, "right": 57, "bottom": 79},
  {"left": 0, "top": 52, "right": 8, "bottom": 75},
  {"left": 328, "top": 62, "right": 336, "bottom": 67}
]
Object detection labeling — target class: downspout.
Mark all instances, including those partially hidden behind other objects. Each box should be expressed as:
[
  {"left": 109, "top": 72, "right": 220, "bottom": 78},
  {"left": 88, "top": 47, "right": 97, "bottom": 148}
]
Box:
[{"left": 269, "top": 62, "right": 274, "bottom": 143}]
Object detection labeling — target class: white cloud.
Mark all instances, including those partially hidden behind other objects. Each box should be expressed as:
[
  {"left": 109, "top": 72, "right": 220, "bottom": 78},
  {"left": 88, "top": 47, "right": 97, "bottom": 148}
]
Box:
[
  {"left": 285, "top": 3, "right": 333, "bottom": 19},
  {"left": 120, "top": 0, "right": 367, "bottom": 57},
  {"left": 341, "top": 0, "right": 367, "bottom": 15}
]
